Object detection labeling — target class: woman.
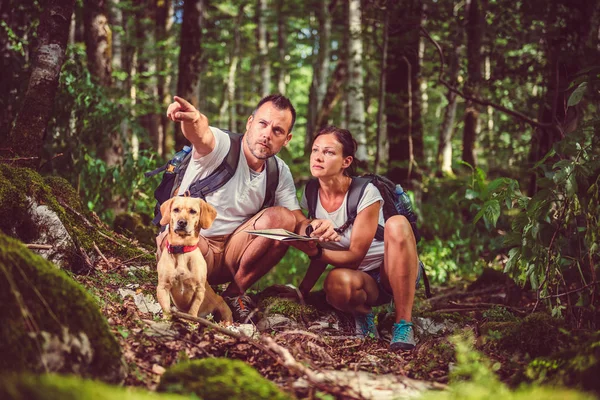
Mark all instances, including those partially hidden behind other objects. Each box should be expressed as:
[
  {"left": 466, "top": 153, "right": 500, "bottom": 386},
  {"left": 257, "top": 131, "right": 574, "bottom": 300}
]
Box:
[{"left": 293, "top": 126, "right": 420, "bottom": 351}]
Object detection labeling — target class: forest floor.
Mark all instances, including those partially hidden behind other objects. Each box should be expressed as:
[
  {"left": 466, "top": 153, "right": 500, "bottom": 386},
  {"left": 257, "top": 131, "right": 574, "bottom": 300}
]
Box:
[{"left": 73, "top": 250, "right": 548, "bottom": 399}]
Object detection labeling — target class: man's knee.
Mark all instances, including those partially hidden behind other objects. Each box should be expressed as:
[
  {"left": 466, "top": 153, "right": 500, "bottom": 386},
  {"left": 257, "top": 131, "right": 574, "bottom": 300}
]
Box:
[{"left": 254, "top": 206, "right": 296, "bottom": 231}]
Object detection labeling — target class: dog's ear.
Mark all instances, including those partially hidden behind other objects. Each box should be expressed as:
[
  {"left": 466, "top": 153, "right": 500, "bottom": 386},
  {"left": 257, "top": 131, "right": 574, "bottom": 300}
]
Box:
[
  {"left": 198, "top": 199, "right": 217, "bottom": 229},
  {"left": 159, "top": 198, "right": 174, "bottom": 226}
]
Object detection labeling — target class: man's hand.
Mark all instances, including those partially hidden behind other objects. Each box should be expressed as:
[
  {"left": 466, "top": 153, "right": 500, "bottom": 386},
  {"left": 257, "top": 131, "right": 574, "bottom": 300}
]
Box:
[{"left": 166, "top": 96, "right": 214, "bottom": 156}]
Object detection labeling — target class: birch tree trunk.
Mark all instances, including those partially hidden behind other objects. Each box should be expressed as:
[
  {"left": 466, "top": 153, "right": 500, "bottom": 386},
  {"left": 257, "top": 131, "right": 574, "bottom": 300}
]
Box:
[
  {"left": 305, "top": 0, "right": 331, "bottom": 155},
  {"left": 257, "top": 0, "right": 270, "bottom": 96},
  {"left": 346, "top": 0, "right": 367, "bottom": 161},
  {"left": 176, "top": 0, "right": 204, "bottom": 148},
  {"left": 9, "top": 0, "right": 75, "bottom": 167}
]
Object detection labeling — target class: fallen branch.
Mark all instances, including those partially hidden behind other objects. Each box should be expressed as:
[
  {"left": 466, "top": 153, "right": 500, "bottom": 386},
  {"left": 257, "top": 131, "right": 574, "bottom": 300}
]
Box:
[
  {"left": 172, "top": 310, "right": 362, "bottom": 399},
  {"left": 26, "top": 244, "right": 53, "bottom": 250},
  {"left": 93, "top": 241, "right": 112, "bottom": 269}
]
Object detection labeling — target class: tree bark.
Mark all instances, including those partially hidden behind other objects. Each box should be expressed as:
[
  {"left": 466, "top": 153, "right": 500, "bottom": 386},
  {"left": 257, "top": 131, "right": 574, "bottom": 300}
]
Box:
[
  {"left": 305, "top": 0, "right": 331, "bottom": 155},
  {"left": 385, "top": 0, "right": 424, "bottom": 183},
  {"left": 276, "top": 0, "right": 287, "bottom": 95},
  {"left": 346, "top": 0, "right": 367, "bottom": 161},
  {"left": 176, "top": 0, "right": 204, "bottom": 149},
  {"left": 219, "top": 3, "right": 245, "bottom": 132},
  {"left": 437, "top": 2, "right": 463, "bottom": 176},
  {"left": 257, "top": 0, "right": 270, "bottom": 96},
  {"left": 155, "top": 0, "right": 169, "bottom": 157},
  {"left": 83, "top": 0, "right": 112, "bottom": 86},
  {"left": 313, "top": 61, "right": 347, "bottom": 139},
  {"left": 375, "top": 9, "right": 389, "bottom": 174},
  {"left": 8, "top": 0, "right": 75, "bottom": 167},
  {"left": 461, "top": 0, "right": 485, "bottom": 168}
]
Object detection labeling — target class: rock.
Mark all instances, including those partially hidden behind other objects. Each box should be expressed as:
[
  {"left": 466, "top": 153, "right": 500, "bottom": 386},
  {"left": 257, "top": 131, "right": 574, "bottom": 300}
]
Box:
[
  {"left": 142, "top": 320, "right": 178, "bottom": 337},
  {"left": 0, "top": 232, "right": 127, "bottom": 383},
  {"left": 294, "top": 370, "right": 442, "bottom": 399},
  {"left": 118, "top": 288, "right": 162, "bottom": 315},
  {"left": 256, "top": 314, "right": 299, "bottom": 332},
  {"left": 157, "top": 357, "right": 291, "bottom": 400},
  {"left": 414, "top": 316, "right": 460, "bottom": 336},
  {"left": 223, "top": 323, "right": 259, "bottom": 339},
  {"left": 0, "top": 373, "right": 189, "bottom": 400}
]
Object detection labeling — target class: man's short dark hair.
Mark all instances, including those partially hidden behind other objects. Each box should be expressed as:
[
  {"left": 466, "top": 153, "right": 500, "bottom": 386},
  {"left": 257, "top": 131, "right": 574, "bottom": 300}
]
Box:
[{"left": 253, "top": 94, "right": 296, "bottom": 134}]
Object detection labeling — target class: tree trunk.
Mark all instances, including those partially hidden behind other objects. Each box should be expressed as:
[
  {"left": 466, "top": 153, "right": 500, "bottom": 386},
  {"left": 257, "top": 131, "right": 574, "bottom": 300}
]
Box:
[
  {"left": 8, "top": 0, "right": 75, "bottom": 167},
  {"left": 276, "top": 0, "right": 287, "bottom": 95},
  {"left": 219, "top": 3, "right": 245, "bottom": 132},
  {"left": 176, "top": 0, "right": 204, "bottom": 149},
  {"left": 437, "top": 2, "right": 463, "bottom": 176},
  {"left": 110, "top": 0, "right": 123, "bottom": 74},
  {"left": 375, "top": 9, "right": 389, "bottom": 174},
  {"left": 155, "top": 0, "right": 169, "bottom": 157},
  {"left": 346, "top": 0, "right": 367, "bottom": 161},
  {"left": 83, "top": 0, "right": 112, "bottom": 86},
  {"left": 305, "top": 0, "right": 331, "bottom": 155},
  {"left": 385, "top": 0, "right": 424, "bottom": 183},
  {"left": 461, "top": 0, "right": 485, "bottom": 168},
  {"left": 257, "top": 0, "right": 270, "bottom": 96},
  {"left": 313, "top": 61, "right": 347, "bottom": 138}
]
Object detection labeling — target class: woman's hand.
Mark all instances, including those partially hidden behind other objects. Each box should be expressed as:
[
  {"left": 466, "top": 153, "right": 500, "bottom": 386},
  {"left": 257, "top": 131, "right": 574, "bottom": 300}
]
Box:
[{"left": 307, "top": 219, "right": 340, "bottom": 242}]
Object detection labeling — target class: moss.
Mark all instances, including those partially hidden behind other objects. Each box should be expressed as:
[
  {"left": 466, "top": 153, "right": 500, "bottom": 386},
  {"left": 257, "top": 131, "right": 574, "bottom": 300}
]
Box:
[
  {"left": 406, "top": 338, "right": 455, "bottom": 380},
  {"left": 0, "top": 164, "right": 154, "bottom": 270},
  {"left": 480, "top": 312, "right": 565, "bottom": 358},
  {"left": 0, "top": 373, "right": 189, "bottom": 400},
  {"left": 259, "top": 296, "right": 319, "bottom": 321},
  {"left": 113, "top": 212, "right": 156, "bottom": 248},
  {"left": 157, "top": 358, "right": 291, "bottom": 400},
  {"left": 0, "top": 233, "right": 126, "bottom": 383},
  {"left": 526, "top": 334, "right": 600, "bottom": 393},
  {"left": 482, "top": 305, "right": 518, "bottom": 322}
]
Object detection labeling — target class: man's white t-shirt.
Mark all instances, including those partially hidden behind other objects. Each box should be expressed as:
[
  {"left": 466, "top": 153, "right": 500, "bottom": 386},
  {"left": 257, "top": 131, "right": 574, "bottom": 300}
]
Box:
[
  {"left": 177, "top": 127, "right": 300, "bottom": 237},
  {"left": 300, "top": 183, "right": 385, "bottom": 272}
]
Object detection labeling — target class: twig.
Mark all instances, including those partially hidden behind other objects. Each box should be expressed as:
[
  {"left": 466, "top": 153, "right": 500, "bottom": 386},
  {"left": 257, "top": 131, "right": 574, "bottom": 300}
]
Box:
[
  {"left": 172, "top": 310, "right": 361, "bottom": 399},
  {"left": 93, "top": 241, "right": 112, "bottom": 269},
  {"left": 540, "top": 282, "right": 600, "bottom": 299},
  {"left": 420, "top": 26, "right": 553, "bottom": 129},
  {"left": 26, "top": 244, "right": 53, "bottom": 250}
]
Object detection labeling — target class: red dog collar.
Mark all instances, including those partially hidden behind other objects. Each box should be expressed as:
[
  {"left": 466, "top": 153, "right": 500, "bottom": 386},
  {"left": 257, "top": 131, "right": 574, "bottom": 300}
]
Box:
[{"left": 166, "top": 241, "right": 198, "bottom": 254}]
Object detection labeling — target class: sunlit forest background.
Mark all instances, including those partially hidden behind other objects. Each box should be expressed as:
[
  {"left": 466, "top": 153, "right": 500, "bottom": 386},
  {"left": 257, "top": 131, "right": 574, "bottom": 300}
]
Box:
[{"left": 1, "top": 0, "right": 598, "bottom": 326}]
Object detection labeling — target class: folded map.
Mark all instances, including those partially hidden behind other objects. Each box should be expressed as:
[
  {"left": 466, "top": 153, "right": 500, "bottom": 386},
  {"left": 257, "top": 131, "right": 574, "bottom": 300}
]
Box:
[{"left": 245, "top": 228, "right": 320, "bottom": 242}]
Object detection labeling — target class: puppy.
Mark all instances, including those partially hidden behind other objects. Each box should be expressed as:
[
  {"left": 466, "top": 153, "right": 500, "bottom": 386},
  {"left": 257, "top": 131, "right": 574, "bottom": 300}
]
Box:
[{"left": 157, "top": 196, "right": 233, "bottom": 323}]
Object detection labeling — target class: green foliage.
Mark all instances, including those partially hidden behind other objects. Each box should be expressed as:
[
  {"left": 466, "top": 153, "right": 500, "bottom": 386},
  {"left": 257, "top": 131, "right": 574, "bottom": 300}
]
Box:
[
  {"left": 157, "top": 358, "right": 291, "bottom": 400},
  {"left": 466, "top": 120, "right": 600, "bottom": 323},
  {"left": 418, "top": 331, "right": 594, "bottom": 400}
]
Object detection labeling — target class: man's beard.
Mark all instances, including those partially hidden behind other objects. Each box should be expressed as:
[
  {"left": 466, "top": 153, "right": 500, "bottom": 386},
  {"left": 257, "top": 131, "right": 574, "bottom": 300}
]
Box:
[{"left": 246, "top": 135, "right": 272, "bottom": 160}]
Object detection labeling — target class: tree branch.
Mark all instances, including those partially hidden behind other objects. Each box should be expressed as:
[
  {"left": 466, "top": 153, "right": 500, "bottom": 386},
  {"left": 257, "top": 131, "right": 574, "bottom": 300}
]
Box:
[{"left": 420, "top": 26, "right": 553, "bottom": 129}]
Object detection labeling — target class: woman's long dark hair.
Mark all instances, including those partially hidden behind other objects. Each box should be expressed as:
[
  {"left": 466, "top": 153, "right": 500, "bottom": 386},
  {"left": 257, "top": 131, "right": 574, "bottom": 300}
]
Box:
[{"left": 313, "top": 126, "right": 357, "bottom": 176}]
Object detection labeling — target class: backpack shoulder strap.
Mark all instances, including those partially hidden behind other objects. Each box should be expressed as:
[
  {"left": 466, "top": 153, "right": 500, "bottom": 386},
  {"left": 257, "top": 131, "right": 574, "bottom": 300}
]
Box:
[
  {"left": 305, "top": 178, "right": 320, "bottom": 219},
  {"left": 346, "top": 176, "right": 372, "bottom": 222},
  {"left": 186, "top": 131, "right": 242, "bottom": 199},
  {"left": 261, "top": 156, "right": 280, "bottom": 209}
]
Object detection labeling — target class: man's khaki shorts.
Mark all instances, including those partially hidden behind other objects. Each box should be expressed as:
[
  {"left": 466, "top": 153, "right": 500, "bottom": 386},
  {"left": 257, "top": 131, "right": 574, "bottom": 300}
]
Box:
[{"left": 157, "top": 208, "right": 268, "bottom": 284}]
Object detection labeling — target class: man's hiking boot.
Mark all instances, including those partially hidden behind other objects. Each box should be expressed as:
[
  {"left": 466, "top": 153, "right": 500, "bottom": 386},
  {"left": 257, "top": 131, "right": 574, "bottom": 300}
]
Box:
[
  {"left": 354, "top": 312, "right": 380, "bottom": 339},
  {"left": 390, "top": 320, "right": 416, "bottom": 351},
  {"left": 224, "top": 294, "right": 256, "bottom": 323}
]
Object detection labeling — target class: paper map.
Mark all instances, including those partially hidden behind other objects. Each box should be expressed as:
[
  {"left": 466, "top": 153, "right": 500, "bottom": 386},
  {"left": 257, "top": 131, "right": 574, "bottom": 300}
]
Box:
[{"left": 245, "top": 228, "right": 320, "bottom": 242}]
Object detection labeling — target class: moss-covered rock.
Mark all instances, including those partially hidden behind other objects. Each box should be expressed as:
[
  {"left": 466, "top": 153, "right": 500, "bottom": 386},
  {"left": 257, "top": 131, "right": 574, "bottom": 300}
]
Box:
[
  {"left": 0, "top": 373, "right": 188, "bottom": 400},
  {"left": 480, "top": 312, "right": 566, "bottom": 358},
  {"left": 113, "top": 212, "right": 155, "bottom": 248},
  {"left": 526, "top": 334, "right": 600, "bottom": 394},
  {"left": 157, "top": 358, "right": 291, "bottom": 400},
  {"left": 0, "top": 233, "right": 127, "bottom": 383},
  {"left": 0, "top": 164, "right": 154, "bottom": 271},
  {"left": 259, "top": 296, "right": 319, "bottom": 321}
]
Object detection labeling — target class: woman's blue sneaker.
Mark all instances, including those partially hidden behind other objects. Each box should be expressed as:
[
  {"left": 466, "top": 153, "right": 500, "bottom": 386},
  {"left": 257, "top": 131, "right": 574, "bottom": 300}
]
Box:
[
  {"left": 390, "top": 320, "right": 416, "bottom": 351},
  {"left": 354, "top": 312, "right": 380, "bottom": 339}
]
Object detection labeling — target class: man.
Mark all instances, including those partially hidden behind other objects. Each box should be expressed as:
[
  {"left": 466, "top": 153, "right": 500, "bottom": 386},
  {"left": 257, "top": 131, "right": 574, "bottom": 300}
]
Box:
[{"left": 157, "top": 94, "right": 302, "bottom": 322}]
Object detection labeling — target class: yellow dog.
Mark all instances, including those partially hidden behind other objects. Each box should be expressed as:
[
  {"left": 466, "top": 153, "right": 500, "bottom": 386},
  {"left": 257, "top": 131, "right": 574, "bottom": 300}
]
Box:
[{"left": 157, "top": 196, "right": 233, "bottom": 323}]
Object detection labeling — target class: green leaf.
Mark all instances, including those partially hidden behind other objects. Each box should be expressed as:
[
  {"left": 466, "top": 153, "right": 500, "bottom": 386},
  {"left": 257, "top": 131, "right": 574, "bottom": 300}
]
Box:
[
  {"left": 483, "top": 199, "right": 501, "bottom": 228},
  {"left": 567, "top": 82, "right": 587, "bottom": 107},
  {"left": 465, "top": 189, "right": 479, "bottom": 200}
]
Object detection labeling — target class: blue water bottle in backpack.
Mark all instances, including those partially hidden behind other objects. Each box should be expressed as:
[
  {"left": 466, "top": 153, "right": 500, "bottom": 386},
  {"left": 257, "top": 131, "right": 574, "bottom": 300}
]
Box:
[
  {"left": 166, "top": 145, "right": 191, "bottom": 173},
  {"left": 394, "top": 184, "right": 420, "bottom": 242}
]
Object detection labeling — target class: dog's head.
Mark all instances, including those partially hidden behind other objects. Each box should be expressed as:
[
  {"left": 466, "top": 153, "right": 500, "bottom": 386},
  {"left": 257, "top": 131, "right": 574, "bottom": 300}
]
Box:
[{"left": 159, "top": 196, "right": 217, "bottom": 242}]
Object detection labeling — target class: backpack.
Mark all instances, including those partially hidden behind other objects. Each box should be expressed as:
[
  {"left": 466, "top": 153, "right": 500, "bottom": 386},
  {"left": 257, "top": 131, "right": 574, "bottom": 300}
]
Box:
[
  {"left": 305, "top": 174, "right": 431, "bottom": 297},
  {"left": 145, "top": 131, "right": 279, "bottom": 227}
]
